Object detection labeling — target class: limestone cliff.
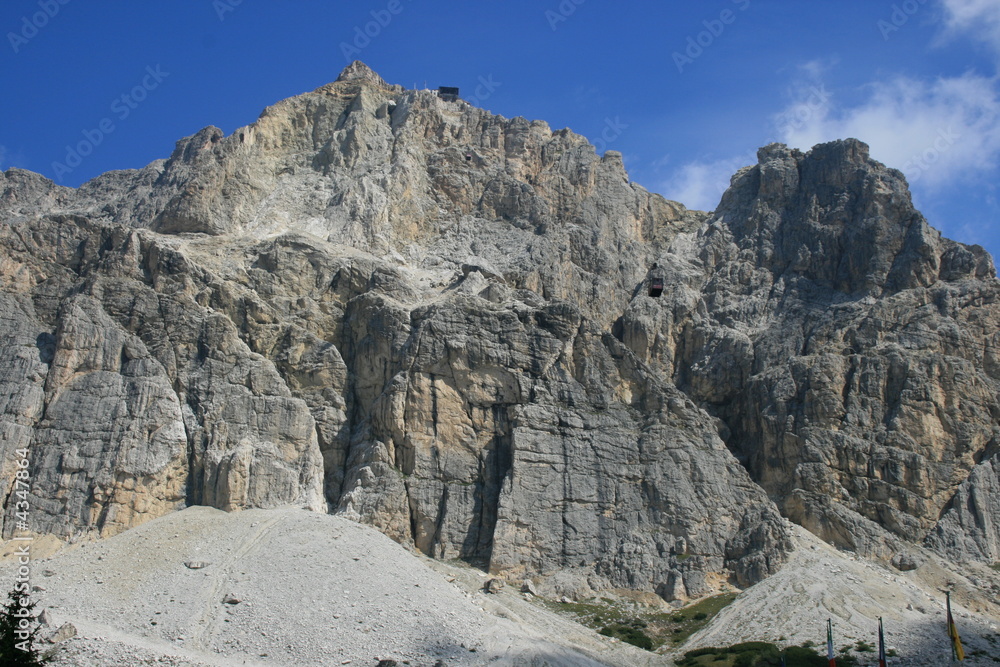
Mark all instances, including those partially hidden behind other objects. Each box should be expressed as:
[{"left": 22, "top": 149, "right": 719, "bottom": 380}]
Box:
[
  {"left": 622, "top": 141, "right": 1000, "bottom": 565},
  {"left": 0, "top": 62, "right": 996, "bottom": 600}
]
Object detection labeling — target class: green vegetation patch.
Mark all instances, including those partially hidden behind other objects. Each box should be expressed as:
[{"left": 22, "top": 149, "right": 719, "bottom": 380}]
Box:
[
  {"left": 677, "top": 642, "right": 830, "bottom": 667},
  {"left": 645, "top": 592, "right": 740, "bottom": 645},
  {"left": 543, "top": 600, "right": 608, "bottom": 617},
  {"left": 539, "top": 591, "right": 739, "bottom": 651},
  {"left": 853, "top": 640, "right": 875, "bottom": 653},
  {"left": 598, "top": 623, "right": 654, "bottom": 650}
]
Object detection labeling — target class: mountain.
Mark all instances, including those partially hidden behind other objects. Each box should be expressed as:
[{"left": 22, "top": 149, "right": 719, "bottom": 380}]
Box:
[{"left": 1, "top": 61, "right": 998, "bottom": 646}]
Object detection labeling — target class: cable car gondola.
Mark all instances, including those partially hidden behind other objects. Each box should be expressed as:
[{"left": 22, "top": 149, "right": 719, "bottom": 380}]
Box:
[{"left": 648, "top": 277, "right": 664, "bottom": 297}]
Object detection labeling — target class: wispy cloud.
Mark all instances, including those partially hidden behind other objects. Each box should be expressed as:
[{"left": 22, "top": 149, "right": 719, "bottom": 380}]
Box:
[
  {"left": 659, "top": 1, "right": 1000, "bottom": 212},
  {"left": 659, "top": 61, "right": 831, "bottom": 211},
  {"left": 939, "top": 0, "right": 1000, "bottom": 54},
  {"left": 776, "top": 73, "right": 1000, "bottom": 189},
  {"left": 659, "top": 154, "right": 752, "bottom": 211},
  {"left": 659, "top": 69, "right": 1000, "bottom": 209},
  {"left": 660, "top": 66, "right": 1000, "bottom": 209},
  {"left": 771, "top": 5, "right": 1000, "bottom": 189}
]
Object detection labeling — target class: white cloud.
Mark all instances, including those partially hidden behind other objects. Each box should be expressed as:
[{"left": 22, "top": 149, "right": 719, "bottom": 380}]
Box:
[
  {"left": 659, "top": 155, "right": 752, "bottom": 211},
  {"left": 939, "top": 0, "right": 1000, "bottom": 53},
  {"left": 775, "top": 73, "right": 1000, "bottom": 189},
  {"left": 659, "top": 71, "right": 1000, "bottom": 210},
  {"left": 659, "top": 21, "right": 1000, "bottom": 211}
]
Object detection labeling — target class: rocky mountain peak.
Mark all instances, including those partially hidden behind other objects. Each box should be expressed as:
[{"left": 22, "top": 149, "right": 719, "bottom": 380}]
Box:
[
  {"left": 710, "top": 137, "right": 994, "bottom": 296},
  {"left": 335, "top": 59, "right": 390, "bottom": 86},
  {"left": 0, "top": 64, "right": 998, "bottom": 617}
]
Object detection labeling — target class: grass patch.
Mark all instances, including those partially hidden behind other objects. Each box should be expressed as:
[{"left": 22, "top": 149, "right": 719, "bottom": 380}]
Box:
[
  {"left": 677, "top": 642, "right": 831, "bottom": 666},
  {"left": 645, "top": 592, "right": 740, "bottom": 645},
  {"left": 853, "top": 640, "right": 874, "bottom": 653},
  {"left": 990, "top": 562, "right": 1000, "bottom": 572},
  {"left": 598, "top": 623, "right": 654, "bottom": 650},
  {"left": 539, "top": 591, "right": 738, "bottom": 651},
  {"left": 544, "top": 600, "right": 607, "bottom": 616}
]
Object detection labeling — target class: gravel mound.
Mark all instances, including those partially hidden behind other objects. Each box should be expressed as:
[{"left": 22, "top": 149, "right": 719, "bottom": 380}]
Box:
[
  {"left": 4, "top": 506, "right": 632, "bottom": 666},
  {"left": 11, "top": 508, "right": 994, "bottom": 666},
  {"left": 685, "top": 525, "right": 1000, "bottom": 665}
]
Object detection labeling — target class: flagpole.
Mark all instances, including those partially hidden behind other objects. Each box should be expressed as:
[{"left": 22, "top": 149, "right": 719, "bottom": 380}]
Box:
[
  {"left": 827, "top": 618, "right": 836, "bottom": 667},
  {"left": 878, "top": 616, "right": 887, "bottom": 667},
  {"left": 948, "top": 592, "right": 956, "bottom": 662},
  {"left": 947, "top": 590, "right": 966, "bottom": 662}
]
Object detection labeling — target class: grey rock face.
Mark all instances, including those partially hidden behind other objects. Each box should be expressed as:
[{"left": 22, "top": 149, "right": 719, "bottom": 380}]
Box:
[
  {"left": 0, "top": 217, "right": 325, "bottom": 541},
  {"left": 925, "top": 453, "right": 1000, "bottom": 563},
  {"left": 620, "top": 140, "right": 1000, "bottom": 563},
  {"left": 0, "top": 63, "right": 996, "bottom": 600}
]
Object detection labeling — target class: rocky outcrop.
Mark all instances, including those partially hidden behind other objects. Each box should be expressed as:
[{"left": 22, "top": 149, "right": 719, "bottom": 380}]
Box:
[
  {"left": 926, "top": 452, "right": 1000, "bottom": 563},
  {"left": 0, "top": 62, "right": 997, "bottom": 601},
  {"left": 0, "top": 217, "right": 325, "bottom": 541},
  {"left": 620, "top": 141, "right": 1000, "bottom": 562},
  {"left": 334, "top": 292, "right": 790, "bottom": 594}
]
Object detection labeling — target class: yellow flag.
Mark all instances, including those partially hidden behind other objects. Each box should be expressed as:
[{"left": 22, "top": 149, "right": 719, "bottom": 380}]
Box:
[{"left": 947, "top": 593, "right": 965, "bottom": 661}]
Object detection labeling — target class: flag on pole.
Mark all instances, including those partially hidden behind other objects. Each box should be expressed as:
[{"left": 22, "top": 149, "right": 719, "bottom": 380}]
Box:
[
  {"left": 878, "top": 617, "right": 887, "bottom": 667},
  {"left": 947, "top": 592, "right": 965, "bottom": 661},
  {"left": 827, "top": 618, "right": 836, "bottom": 667}
]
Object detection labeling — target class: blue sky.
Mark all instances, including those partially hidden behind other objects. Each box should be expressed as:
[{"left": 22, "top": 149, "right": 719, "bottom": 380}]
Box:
[{"left": 2, "top": 1, "right": 999, "bottom": 262}]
